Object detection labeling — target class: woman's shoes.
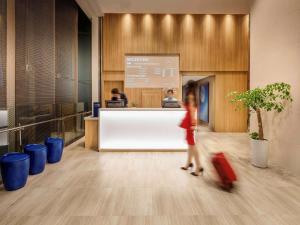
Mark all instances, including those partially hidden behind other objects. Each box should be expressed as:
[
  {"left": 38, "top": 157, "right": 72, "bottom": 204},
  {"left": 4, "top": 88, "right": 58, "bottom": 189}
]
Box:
[
  {"left": 180, "top": 163, "right": 193, "bottom": 170},
  {"left": 181, "top": 164, "right": 204, "bottom": 177},
  {"left": 190, "top": 167, "right": 204, "bottom": 177}
]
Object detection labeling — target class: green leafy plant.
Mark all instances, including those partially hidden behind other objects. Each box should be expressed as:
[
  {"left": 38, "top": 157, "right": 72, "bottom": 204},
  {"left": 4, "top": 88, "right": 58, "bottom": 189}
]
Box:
[
  {"left": 228, "top": 82, "right": 293, "bottom": 140},
  {"left": 250, "top": 132, "right": 259, "bottom": 140}
]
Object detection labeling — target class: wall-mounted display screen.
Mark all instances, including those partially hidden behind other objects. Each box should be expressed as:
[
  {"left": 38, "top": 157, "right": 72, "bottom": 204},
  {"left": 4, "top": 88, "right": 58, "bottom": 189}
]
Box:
[
  {"left": 199, "top": 83, "right": 209, "bottom": 123},
  {"left": 125, "top": 55, "right": 179, "bottom": 88}
]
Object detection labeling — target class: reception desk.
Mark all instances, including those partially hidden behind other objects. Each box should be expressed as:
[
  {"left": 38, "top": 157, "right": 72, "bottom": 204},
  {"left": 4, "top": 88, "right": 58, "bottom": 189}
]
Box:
[{"left": 99, "top": 108, "right": 187, "bottom": 151}]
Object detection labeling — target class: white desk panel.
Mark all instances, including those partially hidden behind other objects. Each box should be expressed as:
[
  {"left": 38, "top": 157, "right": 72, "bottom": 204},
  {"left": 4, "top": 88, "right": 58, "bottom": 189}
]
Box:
[{"left": 99, "top": 108, "right": 188, "bottom": 150}]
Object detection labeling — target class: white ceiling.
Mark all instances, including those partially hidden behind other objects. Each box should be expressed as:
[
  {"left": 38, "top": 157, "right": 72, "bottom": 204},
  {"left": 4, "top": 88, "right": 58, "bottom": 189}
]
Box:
[{"left": 80, "top": 0, "right": 253, "bottom": 16}]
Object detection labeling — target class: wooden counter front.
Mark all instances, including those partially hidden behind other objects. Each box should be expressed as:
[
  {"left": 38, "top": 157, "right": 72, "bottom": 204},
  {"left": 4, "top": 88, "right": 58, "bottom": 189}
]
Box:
[{"left": 84, "top": 116, "right": 99, "bottom": 151}]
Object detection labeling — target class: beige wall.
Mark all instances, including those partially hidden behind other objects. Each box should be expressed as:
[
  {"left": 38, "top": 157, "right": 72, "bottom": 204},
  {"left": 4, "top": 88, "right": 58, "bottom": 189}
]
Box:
[{"left": 250, "top": 0, "right": 300, "bottom": 174}]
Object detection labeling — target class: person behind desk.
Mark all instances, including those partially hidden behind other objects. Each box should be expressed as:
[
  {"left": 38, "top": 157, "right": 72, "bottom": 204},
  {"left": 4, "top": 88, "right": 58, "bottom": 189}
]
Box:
[
  {"left": 111, "top": 88, "right": 128, "bottom": 107},
  {"left": 163, "top": 89, "right": 177, "bottom": 101}
]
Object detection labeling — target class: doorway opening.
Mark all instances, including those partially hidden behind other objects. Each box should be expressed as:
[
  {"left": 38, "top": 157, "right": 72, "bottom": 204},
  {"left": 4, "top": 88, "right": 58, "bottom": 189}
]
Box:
[{"left": 182, "top": 75, "right": 215, "bottom": 132}]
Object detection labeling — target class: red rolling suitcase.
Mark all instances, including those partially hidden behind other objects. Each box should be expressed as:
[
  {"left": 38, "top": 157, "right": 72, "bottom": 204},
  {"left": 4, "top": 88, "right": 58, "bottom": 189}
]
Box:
[{"left": 211, "top": 152, "right": 237, "bottom": 191}]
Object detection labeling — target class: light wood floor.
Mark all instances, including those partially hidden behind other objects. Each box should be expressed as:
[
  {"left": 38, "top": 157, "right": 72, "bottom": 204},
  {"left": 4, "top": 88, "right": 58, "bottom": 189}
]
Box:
[{"left": 1, "top": 131, "right": 300, "bottom": 225}]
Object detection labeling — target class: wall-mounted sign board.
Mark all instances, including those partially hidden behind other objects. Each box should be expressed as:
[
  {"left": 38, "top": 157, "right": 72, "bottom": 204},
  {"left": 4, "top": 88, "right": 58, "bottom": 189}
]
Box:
[{"left": 125, "top": 55, "right": 179, "bottom": 88}]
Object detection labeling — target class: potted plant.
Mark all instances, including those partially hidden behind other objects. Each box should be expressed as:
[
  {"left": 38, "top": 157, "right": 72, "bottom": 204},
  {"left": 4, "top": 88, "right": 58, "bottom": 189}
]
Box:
[{"left": 228, "top": 82, "right": 292, "bottom": 168}]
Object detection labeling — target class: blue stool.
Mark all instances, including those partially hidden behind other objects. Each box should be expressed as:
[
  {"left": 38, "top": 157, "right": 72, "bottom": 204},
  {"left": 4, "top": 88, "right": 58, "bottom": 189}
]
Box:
[
  {"left": 24, "top": 144, "right": 47, "bottom": 175},
  {"left": 44, "top": 137, "right": 64, "bottom": 163},
  {"left": 0, "top": 153, "right": 30, "bottom": 191}
]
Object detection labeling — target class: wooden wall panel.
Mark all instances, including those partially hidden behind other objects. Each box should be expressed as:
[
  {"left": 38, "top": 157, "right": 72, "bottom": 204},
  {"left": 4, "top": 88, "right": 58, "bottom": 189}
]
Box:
[
  {"left": 103, "top": 14, "right": 249, "bottom": 72},
  {"left": 141, "top": 89, "right": 162, "bottom": 108},
  {"left": 103, "top": 72, "right": 124, "bottom": 81},
  {"left": 124, "top": 88, "right": 142, "bottom": 107},
  {"left": 123, "top": 87, "right": 179, "bottom": 108},
  {"left": 214, "top": 72, "right": 248, "bottom": 132}
]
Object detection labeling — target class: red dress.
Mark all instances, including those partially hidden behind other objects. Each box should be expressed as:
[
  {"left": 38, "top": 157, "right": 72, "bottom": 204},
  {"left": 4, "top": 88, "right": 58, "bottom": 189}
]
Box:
[{"left": 180, "top": 104, "right": 196, "bottom": 146}]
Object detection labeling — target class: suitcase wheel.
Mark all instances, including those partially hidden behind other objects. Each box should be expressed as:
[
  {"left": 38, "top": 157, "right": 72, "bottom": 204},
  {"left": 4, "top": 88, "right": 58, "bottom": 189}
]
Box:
[{"left": 221, "top": 182, "right": 234, "bottom": 192}]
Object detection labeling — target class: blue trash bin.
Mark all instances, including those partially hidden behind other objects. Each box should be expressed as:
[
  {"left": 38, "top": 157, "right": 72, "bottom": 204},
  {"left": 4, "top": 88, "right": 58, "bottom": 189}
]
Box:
[
  {"left": 44, "top": 137, "right": 64, "bottom": 164},
  {"left": 93, "top": 102, "right": 100, "bottom": 117},
  {"left": 0, "top": 153, "right": 30, "bottom": 191},
  {"left": 24, "top": 144, "right": 47, "bottom": 175}
]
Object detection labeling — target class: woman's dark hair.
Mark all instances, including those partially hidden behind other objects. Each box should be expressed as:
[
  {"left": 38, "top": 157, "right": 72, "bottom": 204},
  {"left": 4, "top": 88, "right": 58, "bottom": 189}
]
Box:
[
  {"left": 167, "top": 89, "right": 174, "bottom": 94},
  {"left": 184, "top": 80, "right": 197, "bottom": 105},
  {"left": 111, "top": 88, "right": 120, "bottom": 94}
]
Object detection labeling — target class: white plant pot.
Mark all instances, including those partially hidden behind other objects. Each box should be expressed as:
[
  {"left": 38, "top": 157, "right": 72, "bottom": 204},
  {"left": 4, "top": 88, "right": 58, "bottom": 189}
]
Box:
[{"left": 250, "top": 139, "right": 269, "bottom": 168}]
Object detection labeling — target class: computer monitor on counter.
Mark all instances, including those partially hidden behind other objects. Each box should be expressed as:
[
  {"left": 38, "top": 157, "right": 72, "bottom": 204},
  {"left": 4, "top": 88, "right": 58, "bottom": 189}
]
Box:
[
  {"left": 162, "top": 100, "right": 181, "bottom": 108},
  {"left": 105, "top": 100, "right": 126, "bottom": 108}
]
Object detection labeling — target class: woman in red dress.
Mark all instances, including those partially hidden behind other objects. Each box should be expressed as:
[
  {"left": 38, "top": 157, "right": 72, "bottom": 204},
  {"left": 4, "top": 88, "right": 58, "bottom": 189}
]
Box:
[{"left": 180, "top": 80, "right": 204, "bottom": 176}]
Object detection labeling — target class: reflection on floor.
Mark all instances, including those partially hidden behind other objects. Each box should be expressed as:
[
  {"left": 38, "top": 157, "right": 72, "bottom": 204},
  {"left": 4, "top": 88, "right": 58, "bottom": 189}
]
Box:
[{"left": 1, "top": 130, "right": 300, "bottom": 225}]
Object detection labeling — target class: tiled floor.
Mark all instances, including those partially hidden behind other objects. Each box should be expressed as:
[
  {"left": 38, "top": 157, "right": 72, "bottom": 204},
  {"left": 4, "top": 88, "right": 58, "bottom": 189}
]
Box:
[{"left": 0, "top": 130, "right": 300, "bottom": 225}]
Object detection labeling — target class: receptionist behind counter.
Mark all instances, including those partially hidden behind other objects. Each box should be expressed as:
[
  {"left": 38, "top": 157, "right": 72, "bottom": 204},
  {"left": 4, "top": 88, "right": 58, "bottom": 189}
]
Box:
[
  {"left": 162, "top": 89, "right": 181, "bottom": 108},
  {"left": 163, "top": 89, "right": 177, "bottom": 101},
  {"left": 111, "top": 88, "right": 128, "bottom": 107}
]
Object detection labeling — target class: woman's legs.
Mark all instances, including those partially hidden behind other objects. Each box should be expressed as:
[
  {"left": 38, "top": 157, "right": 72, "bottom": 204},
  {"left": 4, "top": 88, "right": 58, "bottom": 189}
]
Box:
[
  {"left": 182, "top": 129, "right": 201, "bottom": 171},
  {"left": 182, "top": 145, "right": 202, "bottom": 174},
  {"left": 184, "top": 146, "right": 193, "bottom": 168},
  {"left": 190, "top": 145, "right": 201, "bottom": 174}
]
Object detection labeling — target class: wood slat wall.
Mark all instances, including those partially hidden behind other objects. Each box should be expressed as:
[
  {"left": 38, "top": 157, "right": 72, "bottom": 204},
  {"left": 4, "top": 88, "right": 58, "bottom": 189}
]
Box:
[
  {"left": 102, "top": 13, "right": 249, "bottom": 132},
  {"left": 103, "top": 14, "right": 249, "bottom": 72},
  {"left": 214, "top": 72, "right": 248, "bottom": 132}
]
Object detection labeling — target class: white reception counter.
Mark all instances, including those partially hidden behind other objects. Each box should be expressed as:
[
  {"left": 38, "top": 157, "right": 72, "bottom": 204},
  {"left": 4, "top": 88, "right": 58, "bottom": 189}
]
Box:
[{"left": 99, "top": 108, "right": 188, "bottom": 151}]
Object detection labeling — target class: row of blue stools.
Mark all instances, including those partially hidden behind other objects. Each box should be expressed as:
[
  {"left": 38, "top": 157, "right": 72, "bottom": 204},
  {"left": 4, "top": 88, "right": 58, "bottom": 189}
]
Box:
[{"left": 0, "top": 137, "right": 64, "bottom": 191}]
